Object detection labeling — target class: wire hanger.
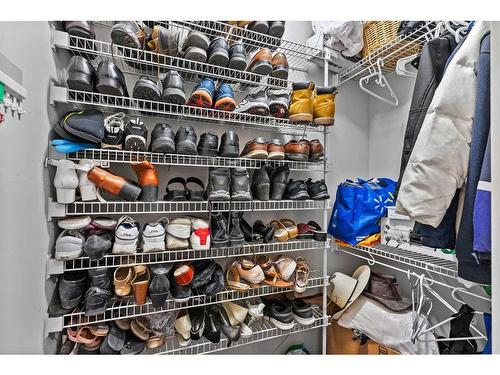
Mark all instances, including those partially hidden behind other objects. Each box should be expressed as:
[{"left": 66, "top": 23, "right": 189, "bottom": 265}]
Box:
[
  {"left": 395, "top": 53, "right": 419, "bottom": 78},
  {"left": 359, "top": 58, "right": 399, "bottom": 106}
]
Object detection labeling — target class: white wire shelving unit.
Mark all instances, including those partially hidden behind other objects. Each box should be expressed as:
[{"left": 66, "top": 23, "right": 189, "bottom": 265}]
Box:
[
  {"left": 50, "top": 85, "right": 323, "bottom": 136},
  {"left": 44, "top": 271, "right": 327, "bottom": 333},
  {"left": 336, "top": 22, "right": 438, "bottom": 86},
  {"left": 152, "top": 306, "right": 327, "bottom": 355},
  {"left": 48, "top": 199, "right": 332, "bottom": 219},
  {"left": 47, "top": 240, "right": 329, "bottom": 275},
  {"left": 60, "top": 148, "right": 327, "bottom": 172}
]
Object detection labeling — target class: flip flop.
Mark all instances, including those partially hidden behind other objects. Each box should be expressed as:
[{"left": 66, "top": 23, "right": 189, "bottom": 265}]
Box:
[{"left": 269, "top": 220, "right": 289, "bottom": 242}]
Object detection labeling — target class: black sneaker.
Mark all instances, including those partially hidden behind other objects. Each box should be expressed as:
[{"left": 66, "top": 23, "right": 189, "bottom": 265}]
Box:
[
  {"left": 306, "top": 178, "right": 330, "bottom": 200},
  {"left": 150, "top": 123, "right": 175, "bottom": 153},
  {"left": 175, "top": 125, "right": 197, "bottom": 155},
  {"left": 206, "top": 168, "right": 230, "bottom": 201},
  {"left": 132, "top": 75, "right": 162, "bottom": 101},
  {"left": 207, "top": 37, "right": 230, "bottom": 67},
  {"left": 292, "top": 299, "right": 315, "bottom": 325},
  {"left": 211, "top": 212, "right": 229, "bottom": 247},
  {"left": 101, "top": 112, "right": 126, "bottom": 149},
  {"left": 228, "top": 40, "right": 248, "bottom": 71},
  {"left": 234, "top": 90, "right": 270, "bottom": 116},
  {"left": 230, "top": 168, "right": 251, "bottom": 201},
  {"left": 228, "top": 211, "right": 244, "bottom": 246},
  {"left": 283, "top": 179, "right": 310, "bottom": 200},
  {"left": 123, "top": 117, "right": 148, "bottom": 151},
  {"left": 219, "top": 130, "right": 240, "bottom": 158},
  {"left": 197, "top": 132, "right": 219, "bottom": 157},
  {"left": 265, "top": 299, "right": 294, "bottom": 330},
  {"left": 251, "top": 165, "right": 270, "bottom": 201},
  {"left": 162, "top": 70, "right": 186, "bottom": 105}
]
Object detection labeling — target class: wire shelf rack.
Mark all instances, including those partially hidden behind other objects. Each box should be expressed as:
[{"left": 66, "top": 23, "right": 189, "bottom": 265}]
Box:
[
  {"left": 337, "top": 22, "right": 438, "bottom": 86},
  {"left": 337, "top": 243, "right": 458, "bottom": 279},
  {"left": 61, "top": 199, "right": 332, "bottom": 217},
  {"left": 65, "top": 148, "right": 326, "bottom": 172},
  {"left": 51, "top": 86, "right": 323, "bottom": 136},
  {"left": 154, "top": 306, "right": 327, "bottom": 355},
  {"left": 53, "top": 31, "right": 290, "bottom": 92},
  {"left": 56, "top": 271, "right": 327, "bottom": 330},
  {"left": 50, "top": 240, "right": 329, "bottom": 274}
]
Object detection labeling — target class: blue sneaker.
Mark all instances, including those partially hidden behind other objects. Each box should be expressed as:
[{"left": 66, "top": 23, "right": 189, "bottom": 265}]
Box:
[
  {"left": 213, "top": 83, "right": 236, "bottom": 111},
  {"left": 187, "top": 78, "right": 216, "bottom": 108}
]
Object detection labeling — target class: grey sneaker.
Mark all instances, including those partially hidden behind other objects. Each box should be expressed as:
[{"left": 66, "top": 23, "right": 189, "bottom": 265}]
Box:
[
  {"left": 230, "top": 168, "right": 252, "bottom": 201},
  {"left": 206, "top": 168, "right": 230, "bottom": 201},
  {"left": 161, "top": 70, "right": 186, "bottom": 105},
  {"left": 234, "top": 90, "right": 270, "bottom": 116}
]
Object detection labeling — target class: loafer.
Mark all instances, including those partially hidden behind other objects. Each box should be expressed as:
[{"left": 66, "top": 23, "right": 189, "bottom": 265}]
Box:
[
  {"left": 240, "top": 137, "right": 268, "bottom": 159},
  {"left": 284, "top": 139, "right": 310, "bottom": 161},
  {"left": 267, "top": 139, "right": 285, "bottom": 160},
  {"left": 219, "top": 130, "right": 240, "bottom": 158},
  {"left": 197, "top": 132, "right": 219, "bottom": 157},
  {"left": 66, "top": 56, "right": 96, "bottom": 92},
  {"left": 189, "top": 307, "right": 206, "bottom": 340},
  {"left": 292, "top": 299, "right": 315, "bottom": 325},
  {"left": 96, "top": 60, "right": 128, "bottom": 97},
  {"left": 309, "top": 139, "right": 324, "bottom": 161}
]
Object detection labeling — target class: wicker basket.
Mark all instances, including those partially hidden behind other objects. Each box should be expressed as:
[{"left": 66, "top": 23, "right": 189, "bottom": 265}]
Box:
[{"left": 362, "top": 21, "right": 421, "bottom": 70}]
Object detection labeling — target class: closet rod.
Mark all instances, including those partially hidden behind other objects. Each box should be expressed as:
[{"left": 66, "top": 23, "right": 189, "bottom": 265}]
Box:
[{"left": 339, "top": 247, "right": 491, "bottom": 302}]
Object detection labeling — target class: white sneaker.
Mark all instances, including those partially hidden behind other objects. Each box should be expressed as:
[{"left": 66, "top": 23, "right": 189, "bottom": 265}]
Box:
[
  {"left": 112, "top": 216, "right": 140, "bottom": 254},
  {"left": 142, "top": 218, "right": 167, "bottom": 253},
  {"left": 166, "top": 217, "right": 191, "bottom": 239},
  {"left": 190, "top": 228, "right": 210, "bottom": 250},
  {"left": 240, "top": 316, "right": 256, "bottom": 338},
  {"left": 166, "top": 233, "right": 189, "bottom": 250},
  {"left": 53, "top": 160, "right": 79, "bottom": 203},
  {"left": 245, "top": 299, "right": 265, "bottom": 318},
  {"left": 78, "top": 159, "right": 97, "bottom": 201},
  {"left": 188, "top": 216, "right": 209, "bottom": 230},
  {"left": 57, "top": 216, "right": 92, "bottom": 230},
  {"left": 55, "top": 229, "right": 85, "bottom": 260}
]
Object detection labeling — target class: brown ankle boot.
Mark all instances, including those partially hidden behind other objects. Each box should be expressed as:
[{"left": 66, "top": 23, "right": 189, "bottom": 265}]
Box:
[
  {"left": 131, "top": 160, "right": 159, "bottom": 202},
  {"left": 87, "top": 166, "right": 142, "bottom": 201}
]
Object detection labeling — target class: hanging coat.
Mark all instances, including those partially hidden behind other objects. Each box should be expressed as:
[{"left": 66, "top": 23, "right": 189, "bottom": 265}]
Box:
[{"left": 396, "top": 22, "right": 490, "bottom": 228}]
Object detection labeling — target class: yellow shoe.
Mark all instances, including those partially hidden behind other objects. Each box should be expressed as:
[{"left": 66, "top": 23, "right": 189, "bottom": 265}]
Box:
[
  {"left": 289, "top": 82, "right": 315, "bottom": 124},
  {"left": 313, "top": 86, "right": 338, "bottom": 126}
]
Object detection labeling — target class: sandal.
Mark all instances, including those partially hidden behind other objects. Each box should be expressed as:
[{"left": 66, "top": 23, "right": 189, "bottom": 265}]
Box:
[
  {"left": 186, "top": 177, "right": 205, "bottom": 201},
  {"left": 88, "top": 323, "right": 109, "bottom": 337},
  {"left": 225, "top": 261, "right": 250, "bottom": 291},
  {"left": 297, "top": 223, "right": 314, "bottom": 239},
  {"left": 294, "top": 257, "right": 310, "bottom": 293},
  {"left": 279, "top": 218, "right": 298, "bottom": 239},
  {"left": 113, "top": 266, "right": 135, "bottom": 297},
  {"left": 146, "top": 335, "right": 166, "bottom": 350},
  {"left": 307, "top": 221, "right": 327, "bottom": 242},
  {"left": 67, "top": 326, "right": 98, "bottom": 346},
  {"left": 132, "top": 266, "right": 151, "bottom": 305},
  {"left": 164, "top": 177, "right": 187, "bottom": 201},
  {"left": 274, "top": 255, "right": 297, "bottom": 282},
  {"left": 269, "top": 220, "right": 289, "bottom": 242},
  {"left": 130, "top": 317, "right": 152, "bottom": 341},
  {"left": 257, "top": 255, "right": 293, "bottom": 287},
  {"left": 236, "top": 259, "right": 265, "bottom": 286}
]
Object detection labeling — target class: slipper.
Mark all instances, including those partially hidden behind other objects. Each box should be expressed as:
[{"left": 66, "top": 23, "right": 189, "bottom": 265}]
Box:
[
  {"left": 269, "top": 220, "right": 289, "bottom": 242},
  {"left": 307, "top": 221, "right": 327, "bottom": 242},
  {"left": 294, "top": 257, "right": 310, "bottom": 294},
  {"left": 297, "top": 223, "right": 314, "bottom": 239},
  {"left": 88, "top": 323, "right": 109, "bottom": 337},
  {"left": 279, "top": 218, "right": 298, "bottom": 239},
  {"left": 225, "top": 261, "right": 251, "bottom": 291}
]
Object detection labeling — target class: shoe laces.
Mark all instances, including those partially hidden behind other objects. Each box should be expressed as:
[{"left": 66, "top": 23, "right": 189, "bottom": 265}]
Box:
[
  {"left": 104, "top": 112, "right": 126, "bottom": 132},
  {"left": 117, "top": 215, "right": 136, "bottom": 227}
]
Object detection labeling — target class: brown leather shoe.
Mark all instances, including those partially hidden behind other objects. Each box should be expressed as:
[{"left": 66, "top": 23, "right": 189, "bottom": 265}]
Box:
[
  {"left": 267, "top": 139, "right": 285, "bottom": 160},
  {"left": 271, "top": 52, "right": 289, "bottom": 80},
  {"left": 131, "top": 161, "right": 159, "bottom": 202},
  {"left": 309, "top": 139, "right": 324, "bottom": 161},
  {"left": 87, "top": 166, "right": 142, "bottom": 201},
  {"left": 284, "top": 140, "right": 310, "bottom": 161},
  {"left": 132, "top": 266, "right": 150, "bottom": 305},
  {"left": 240, "top": 137, "right": 269, "bottom": 159},
  {"left": 247, "top": 48, "right": 273, "bottom": 75}
]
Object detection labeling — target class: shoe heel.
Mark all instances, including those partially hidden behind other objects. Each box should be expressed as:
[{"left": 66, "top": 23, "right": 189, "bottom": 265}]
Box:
[
  {"left": 254, "top": 183, "right": 270, "bottom": 200},
  {"left": 140, "top": 185, "right": 159, "bottom": 202},
  {"left": 67, "top": 72, "right": 93, "bottom": 92},
  {"left": 96, "top": 77, "right": 124, "bottom": 96},
  {"left": 270, "top": 183, "right": 287, "bottom": 200},
  {"left": 118, "top": 182, "right": 142, "bottom": 201},
  {"left": 56, "top": 188, "right": 77, "bottom": 204}
]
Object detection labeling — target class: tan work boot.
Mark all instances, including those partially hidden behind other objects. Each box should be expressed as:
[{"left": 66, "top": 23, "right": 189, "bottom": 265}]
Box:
[
  {"left": 313, "top": 86, "right": 338, "bottom": 126},
  {"left": 289, "top": 81, "right": 315, "bottom": 124}
]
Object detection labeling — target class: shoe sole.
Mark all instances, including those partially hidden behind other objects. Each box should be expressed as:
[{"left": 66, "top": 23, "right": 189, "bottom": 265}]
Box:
[
  {"left": 172, "top": 296, "right": 191, "bottom": 303},
  {"left": 231, "top": 192, "right": 252, "bottom": 201},
  {"left": 112, "top": 239, "right": 138, "bottom": 255},
  {"left": 211, "top": 239, "right": 229, "bottom": 248},
  {"left": 285, "top": 152, "right": 308, "bottom": 161},
  {"left": 270, "top": 317, "right": 295, "bottom": 330},
  {"left": 228, "top": 56, "right": 248, "bottom": 71},
  {"left": 150, "top": 138, "right": 175, "bottom": 154},
  {"left": 67, "top": 72, "right": 94, "bottom": 92},
  {"left": 111, "top": 27, "right": 141, "bottom": 49},
  {"left": 214, "top": 96, "right": 236, "bottom": 111},
  {"left": 184, "top": 46, "right": 208, "bottom": 62},
  {"left": 229, "top": 238, "right": 245, "bottom": 247},
  {"left": 55, "top": 249, "right": 83, "bottom": 261},
  {"left": 208, "top": 50, "right": 230, "bottom": 67},
  {"left": 219, "top": 145, "right": 240, "bottom": 158},
  {"left": 96, "top": 77, "right": 125, "bottom": 96},
  {"left": 162, "top": 87, "right": 187, "bottom": 105},
  {"left": 297, "top": 233, "right": 314, "bottom": 240},
  {"left": 101, "top": 143, "right": 123, "bottom": 150},
  {"left": 133, "top": 83, "right": 162, "bottom": 102},
  {"left": 249, "top": 23, "right": 269, "bottom": 34},
  {"left": 289, "top": 113, "right": 313, "bottom": 124},
  {"left": 176, "top": 139, "right": 198, "bottom": 155},
  {"left": 268, "top": 151, "right": 285, "bottom": 160},
  {"left": 187, "top": 90, "right": 213, "bottom": 108},
  {"left": 241, "top": 149, "right": 268, "bottom": 159},
  {"left": 293, "top": 314, "right": 315, "bottom": 326},
  {"left": 197, "top": 147, "right": 219, "bottom": 157},
  {"left": 185, "top": 32, "right": 210, "bottom": 50},
  {"left": 309, "top": 192, "right": 330, "bottom": 200},
  {"left": 208, "top": 191, "right": 231, "bottom": 201},
  {"left": 124, "top": 135, "right": 147, "bottom": 152},
  {"left": 309, "top": 152, "right": 324, "bottom": 162},
  {"left": 313, "top": 117, "right": 334, "bottom": 126},
  {"left": 286, "top": 191, "right": 310, "bottom": 200},
  {"left": 271, "top": 67, "right": 289, "bottom": 80},
  {"left": 268, "top": 25, "right": 285, "bottom": 38},
  {"left": 250, "top": 61, "right": 273, "bottom": 76}
]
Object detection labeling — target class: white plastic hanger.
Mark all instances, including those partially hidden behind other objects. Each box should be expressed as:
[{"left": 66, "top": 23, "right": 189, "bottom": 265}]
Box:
[
  {"left": 359, "top": 58, "right": 399, "bottom": 106},
  {"left": 395, "top": 53, "right": 419, "bottom": 78}
]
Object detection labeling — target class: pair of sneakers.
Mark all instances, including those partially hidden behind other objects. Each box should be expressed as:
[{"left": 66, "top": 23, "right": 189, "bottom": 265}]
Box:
[
  {"left": 206, "top": 167, "right": 251, "bottom": 201},
  {"left": 101, "top": 112, "right": 148, "bottom": 152},
  {"left": 235, "top": 90, "right": 290, "bottom": 118},
  {"left": 187, "top": 78, "right": 236, "bottom": 112},
  {"left": 132, "top": 71, "right": 187, "bottom": 106}
]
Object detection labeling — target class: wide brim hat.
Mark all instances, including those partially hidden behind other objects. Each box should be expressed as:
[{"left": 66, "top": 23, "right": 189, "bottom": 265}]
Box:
[{"left": 329, "top": 265, "right": 371, "bottom": 320}]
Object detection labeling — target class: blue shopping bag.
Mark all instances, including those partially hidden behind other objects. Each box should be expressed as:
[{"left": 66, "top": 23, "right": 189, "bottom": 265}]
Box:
[{"left": 328, "top": 178, "right": 397, "bottom": 245}]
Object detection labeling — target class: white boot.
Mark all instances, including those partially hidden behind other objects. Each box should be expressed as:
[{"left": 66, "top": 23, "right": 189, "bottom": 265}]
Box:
[
  {"left": 78, "top": 159, "right": 97, "bottom": 201},
  {"left": 53, "top": 160, "right": 79, "bottom": 203}
]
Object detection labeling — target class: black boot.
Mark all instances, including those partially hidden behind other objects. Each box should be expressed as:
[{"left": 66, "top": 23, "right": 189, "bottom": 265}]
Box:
[
  {"left": 251, "top": 164, "right": 270, "bottom": 200},
  {"left": 228, "top": 211, "right": 245, "bottom": 247},
  {"left": 210, "top": 212, "right": 229, "bottom": 247},
  {"left": 241, "top": 216, "right": 263, "bottom": 243}
]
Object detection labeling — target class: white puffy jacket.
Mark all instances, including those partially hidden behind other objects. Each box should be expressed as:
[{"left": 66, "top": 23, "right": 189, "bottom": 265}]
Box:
[{"left": 396, "top": 22, "right": 490, "bottom": 228}]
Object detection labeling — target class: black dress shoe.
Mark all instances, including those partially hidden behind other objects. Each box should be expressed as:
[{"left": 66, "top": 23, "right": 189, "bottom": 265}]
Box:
[
  {"left": 96, "top": 61, "right": 129, "bottom": 96},
  {"left": 251, "top": 165, "right": 270, "bottom": 201},
  {"left": 149, "top": 262, "right": 174, "bottom": 277},
  {"left": 228, "top": 211, "right": 245, "bottom": 247},
  {"left": 175, "top": 125, "right": 198, "bottom": 155},
  {"left": 197, "top": 264, "right": 225, "bottom": 296},
  {"left": 170, "top": 276, "right": 192, "bottom": 303},
  {"left": 59, "top": 271, "right": 87, "bottom": 310},
  {"left": 241, "top": 216, "right": 263, "bottom": 243},
  {"left": 270, "top": 165, "right": 290, "bottom": 200},
  {"left": 203, "top": 306, "right": 221, "bottom": 343},
  {"left": 66, "top": 56, "right": 96, "bottom": 92},
  {"left": 197, "top": 132, "right": 219, "bottom": 157},
  {"left": 150, "top": 123, "right": 175, "bottom": 153},
  {"left": 207, "top": 37, "right": 230, "bottom": 67},
  {"left": 211, "top": 212, "right": 229, "bottom": 247},
  {"left": 253, "top": 220, "right": 275, "bottom": 243},
  {"left": 191, "top": 260, "right": 217, "bottom": 289},
  {"left": 162, "top": 70, "right": 186, "bottom": 105},
  {"left": 189, "top": 307, "right": 206, "bottom": 340},
  {"left": 214, "top": 305, "right": 241, "bottom": 344},
  {"left": 219, "top": 130, "right": 240, "bottom": 157},
  {"left": 268, "top": 21, "right": 286, "bottom": 38}
]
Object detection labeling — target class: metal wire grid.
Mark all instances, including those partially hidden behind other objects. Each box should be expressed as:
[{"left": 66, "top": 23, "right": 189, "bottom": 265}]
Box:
[
  {"left": 337, "top": 22, "right": 438, "bottom": 85},
  {"left": 60, "top": 271, "right": 327, "bottom": 329},
  {"left": 338, "top": 243, "right": 458, "bottom": 278},
  {"left": 64, "top": 199, "right": 332, "bottom": 216},
  {"left": 63, "top": 88, "right": 323, "bottom": 136},
  {"left": 63, "top": 33, "right": 290, "bottom": 93},
  {"left": 59, "top": 240, "right": 329, "bottom": 273},
  {"left": 66, "top": 148, "right": 326, "bottom": 171},
  {"left": 154, "top": 306, "right": 326, "bottom": 355}
]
